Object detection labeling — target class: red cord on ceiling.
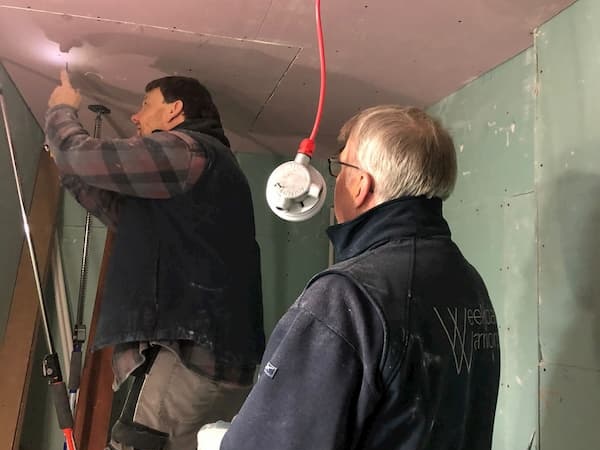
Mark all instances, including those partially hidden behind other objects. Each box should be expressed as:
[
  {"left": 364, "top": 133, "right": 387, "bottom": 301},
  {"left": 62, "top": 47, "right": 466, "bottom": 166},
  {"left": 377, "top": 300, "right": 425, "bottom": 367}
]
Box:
[{"left": 298, "top": 0, "right": 326, "bottom": 157}]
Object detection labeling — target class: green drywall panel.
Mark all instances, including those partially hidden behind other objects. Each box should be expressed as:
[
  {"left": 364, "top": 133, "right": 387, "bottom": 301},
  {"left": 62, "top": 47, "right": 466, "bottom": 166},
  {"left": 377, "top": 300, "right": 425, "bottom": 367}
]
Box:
[
  {"left": 429, "top": 49, "right": 538, "bottom": 450},
  {"left": 237, "top": 152, "right": 333, "bottom": 335},
  {"left": 536, "top": 0, "right": 600, "bottom": 372},
  {"left": 540, "top": 363, "right": 600, "bottom": 450},
  {"left": 444, "top": 194, "right": 538, "bottom": 450},
  {"left": 0, "top": 63, "right": 44, "bottom": 342},
  {"left": 429, "top": 49, "right": 536, "bottom": 205},
  {"left": 493, "top": 194, "right": 538, "bottom": 450}
]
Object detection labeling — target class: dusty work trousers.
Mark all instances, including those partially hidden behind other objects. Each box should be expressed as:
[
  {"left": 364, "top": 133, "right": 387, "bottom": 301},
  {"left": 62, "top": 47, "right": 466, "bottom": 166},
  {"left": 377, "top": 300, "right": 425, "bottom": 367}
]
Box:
[{"left": 107, "top": 347, "right": 252, "bottom": 450}]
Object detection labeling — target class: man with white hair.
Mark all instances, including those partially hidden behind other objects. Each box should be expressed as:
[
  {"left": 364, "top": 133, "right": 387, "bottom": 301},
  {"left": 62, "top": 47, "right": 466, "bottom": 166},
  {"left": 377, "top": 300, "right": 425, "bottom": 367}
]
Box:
[{"left": 199, "top": 105, "right": 501, "bottom": 450}]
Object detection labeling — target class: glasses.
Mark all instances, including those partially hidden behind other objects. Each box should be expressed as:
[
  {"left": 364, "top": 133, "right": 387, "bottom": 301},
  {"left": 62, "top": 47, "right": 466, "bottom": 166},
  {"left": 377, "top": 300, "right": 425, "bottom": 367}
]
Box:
[{"left": 327, "top": 156, "right": 365, "bottom": 177}]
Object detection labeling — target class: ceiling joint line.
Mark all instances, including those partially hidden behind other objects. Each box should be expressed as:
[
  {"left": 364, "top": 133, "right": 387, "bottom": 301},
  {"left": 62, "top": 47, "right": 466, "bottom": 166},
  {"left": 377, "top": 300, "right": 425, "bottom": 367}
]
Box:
[
  {"left": 250, "top": 47, "right": 303, "bottom": 131},
  {"left": 255, "top": 0, "right": 274, "bottom": 40},
  {"left": 0, "top": 5, "right": 293, "bottom": 47}
]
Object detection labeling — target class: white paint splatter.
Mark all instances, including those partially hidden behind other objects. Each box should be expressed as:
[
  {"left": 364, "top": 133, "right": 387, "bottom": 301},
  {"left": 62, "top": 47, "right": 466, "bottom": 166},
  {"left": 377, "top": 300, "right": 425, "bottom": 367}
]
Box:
[
  {"left": 516, "top": 376, "right": 523, "bottom": 386},
  {"left": 487, "top": 121, "right": 497, "bottom": 127},
  {"left": 459, "top": 144, "right": 464, "bottom": 153},
  {"left": 84, "top": 71, "right": 105, "bottom": 80},
  {"left": 503, "top": 123, "right": 516, "bottom": 147},
  {"left": 462, "top": 171, "right": 471, "bottom": 176},
  {"left": 525, "top": 49, "right": 535, "bottom": 65},
  {"left": 449, "top": 120, "right": 472, "bottom": 132}
]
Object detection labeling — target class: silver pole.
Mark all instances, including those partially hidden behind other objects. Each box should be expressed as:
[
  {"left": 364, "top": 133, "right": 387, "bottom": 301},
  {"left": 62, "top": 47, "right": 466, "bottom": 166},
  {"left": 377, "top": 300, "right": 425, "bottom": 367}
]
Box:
[
  {"left": 68, "top": 105, "right": 110, "bottom": 406},
  {"left": 0, "top": 85, "right": 55, "bottom": 353},
  {"left": 2, "top": 80, "right": 76, "bottom": 449},
  {"left": 73, "top": 104, "right": 110, "bottom": 334}
]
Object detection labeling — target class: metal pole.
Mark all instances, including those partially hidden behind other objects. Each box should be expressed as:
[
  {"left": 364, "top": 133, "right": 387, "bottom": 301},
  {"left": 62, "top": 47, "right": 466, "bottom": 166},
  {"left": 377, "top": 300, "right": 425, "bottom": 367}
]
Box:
[
  {"left": 0, "top": 85, "right": 75, "bottom": 449},
  {"left": 68, "top": 104, "right": 110, "bottom": 405},
  {"left": 75, "top": 105, "right": 110, "bottom": 327},
  {"left": 0, "top": 87, "right": 55, "bottom": 353}
]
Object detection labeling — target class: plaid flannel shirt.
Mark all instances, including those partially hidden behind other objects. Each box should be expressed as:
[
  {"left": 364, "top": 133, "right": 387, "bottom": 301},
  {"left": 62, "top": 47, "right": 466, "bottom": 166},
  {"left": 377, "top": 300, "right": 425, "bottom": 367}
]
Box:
[
  {"left": 45, "top": 105, "right": 255, "bottom": 387},
  {"left": 44, "top": 105, "right": 208, "bottom": 229}
]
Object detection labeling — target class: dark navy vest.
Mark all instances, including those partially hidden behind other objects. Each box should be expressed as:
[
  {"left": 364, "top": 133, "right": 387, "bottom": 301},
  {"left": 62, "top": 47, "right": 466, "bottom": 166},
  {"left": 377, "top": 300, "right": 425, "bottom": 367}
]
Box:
[
  {"left": 93, "top": 121, "right": 265, "bottom": 369},
  {"left": 320, "top": 197, "right": 500, "bottom": 449}
]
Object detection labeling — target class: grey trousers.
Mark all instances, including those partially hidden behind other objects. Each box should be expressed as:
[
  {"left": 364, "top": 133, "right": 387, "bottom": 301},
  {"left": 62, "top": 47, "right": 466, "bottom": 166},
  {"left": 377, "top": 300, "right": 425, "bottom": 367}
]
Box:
[{"left": 107, "top": 347, "right": 252, "bottom": 450}]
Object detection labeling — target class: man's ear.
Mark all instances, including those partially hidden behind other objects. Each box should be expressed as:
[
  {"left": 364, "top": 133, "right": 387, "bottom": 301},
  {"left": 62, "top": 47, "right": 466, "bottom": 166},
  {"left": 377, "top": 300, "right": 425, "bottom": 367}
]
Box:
[
  {"left": 167, "top": 99, "right": 184, "bottom": 121},
  {"left": 353, "top": 172, "right": 374, "bottom": 207}
]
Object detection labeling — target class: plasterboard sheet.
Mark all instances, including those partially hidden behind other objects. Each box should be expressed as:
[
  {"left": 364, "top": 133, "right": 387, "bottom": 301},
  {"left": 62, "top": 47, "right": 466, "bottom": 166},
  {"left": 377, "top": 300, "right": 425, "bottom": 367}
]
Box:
[
  {"left": 0, "top": 7, "right": 300, "bottom": 145},
  {"left": 429, "top": 48, "right": 536, "bottom": 203},
  {"left": 540, "top": 363, "right": 600, "bottom": 450},
  {"left": 536, "top": 0, "right": 600, "bottom": 371},
  {"left": 258, "top": 0, "right": 575, "bottom": 107},
  {"left": 0, "top": 1, "right": 273, "bottom": 40}
]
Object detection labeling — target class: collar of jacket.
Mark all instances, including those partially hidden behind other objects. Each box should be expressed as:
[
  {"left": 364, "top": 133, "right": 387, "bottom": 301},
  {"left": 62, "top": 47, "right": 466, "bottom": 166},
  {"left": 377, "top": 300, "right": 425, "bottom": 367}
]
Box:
[
  {"left": 154, "top": 118, "right": 231, "bottom": 147},
  {"left": 326, "top": 196, "right": 451, "bottom": 263}
]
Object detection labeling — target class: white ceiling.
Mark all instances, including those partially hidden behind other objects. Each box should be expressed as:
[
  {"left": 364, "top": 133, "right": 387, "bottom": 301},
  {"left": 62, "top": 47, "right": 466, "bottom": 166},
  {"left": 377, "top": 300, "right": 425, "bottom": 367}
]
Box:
[{"left": 0, "top": 0, "right": 575, "bottom": 158}]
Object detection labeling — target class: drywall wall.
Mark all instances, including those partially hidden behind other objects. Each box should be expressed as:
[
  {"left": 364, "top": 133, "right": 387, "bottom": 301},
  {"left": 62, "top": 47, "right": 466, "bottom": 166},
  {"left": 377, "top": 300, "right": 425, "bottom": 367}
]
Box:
[
  {"left": 429, "top": 47, "right": 538, "bottom": 450},
  {"left": 429, "top": 0, "right": 600, "bottom": 448},
  {"left": 535, "top": 0, "right": 600, "bottom": 448}
]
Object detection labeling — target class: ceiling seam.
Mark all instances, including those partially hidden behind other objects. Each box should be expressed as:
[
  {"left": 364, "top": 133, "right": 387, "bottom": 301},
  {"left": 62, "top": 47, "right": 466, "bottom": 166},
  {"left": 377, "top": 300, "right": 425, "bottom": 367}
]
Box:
[
  {"left": 0, "top": 5, "right": 293, "bottom": 48},
  {"left": 255, "top": 0, "right": 274, "bottom": 40},
  {"left": 250, "top": 46, "right": 303, "bottom": 131}
]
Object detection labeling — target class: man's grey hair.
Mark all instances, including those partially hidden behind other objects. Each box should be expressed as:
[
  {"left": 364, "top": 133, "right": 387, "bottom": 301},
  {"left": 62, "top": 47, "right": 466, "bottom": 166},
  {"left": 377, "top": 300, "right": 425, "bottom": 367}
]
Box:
[{"left": 338, "top": 105, "right": 457, "bottom": 202}]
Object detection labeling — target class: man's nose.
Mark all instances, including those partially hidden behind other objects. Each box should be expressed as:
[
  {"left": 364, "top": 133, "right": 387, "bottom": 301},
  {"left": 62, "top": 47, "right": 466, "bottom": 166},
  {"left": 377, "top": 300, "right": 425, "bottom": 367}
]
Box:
[{"left": 131, "top": 112, "right": 140, "bottom": 124}]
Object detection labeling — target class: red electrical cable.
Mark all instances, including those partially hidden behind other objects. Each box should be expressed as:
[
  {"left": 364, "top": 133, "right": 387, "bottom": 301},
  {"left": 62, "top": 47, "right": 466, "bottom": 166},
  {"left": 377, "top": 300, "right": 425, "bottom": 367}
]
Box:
[
  {"left": 298, "top": 0, "right": 326, "bottom": 157},
  {"left": 63, "top": 428, "right": 77, "bottom": 450},
  {"left": 309, "top": 0, "right": 326, "bottom": 141}
]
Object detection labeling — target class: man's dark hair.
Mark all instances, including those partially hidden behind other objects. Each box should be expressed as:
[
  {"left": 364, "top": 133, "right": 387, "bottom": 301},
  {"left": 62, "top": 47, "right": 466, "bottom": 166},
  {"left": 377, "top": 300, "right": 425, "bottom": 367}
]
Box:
[{"left": 145, "top": 76, "right": 222, "bottom": 122}]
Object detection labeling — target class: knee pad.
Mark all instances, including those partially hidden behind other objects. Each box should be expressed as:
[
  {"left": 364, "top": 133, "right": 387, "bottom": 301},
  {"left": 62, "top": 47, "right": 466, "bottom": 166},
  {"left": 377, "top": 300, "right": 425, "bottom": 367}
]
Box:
[{"left": 111, "top": 418, "right": 168, "bottom": 450}]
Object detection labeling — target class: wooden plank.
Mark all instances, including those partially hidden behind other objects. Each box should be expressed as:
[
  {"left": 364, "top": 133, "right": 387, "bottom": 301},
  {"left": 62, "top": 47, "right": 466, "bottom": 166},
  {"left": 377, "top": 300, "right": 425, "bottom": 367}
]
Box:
[
  {"left": 74, "top": 231, "right": 115, "bottom": 450},
  {"left": 0, "top": 152, "right": 60, "bottom": 450}
]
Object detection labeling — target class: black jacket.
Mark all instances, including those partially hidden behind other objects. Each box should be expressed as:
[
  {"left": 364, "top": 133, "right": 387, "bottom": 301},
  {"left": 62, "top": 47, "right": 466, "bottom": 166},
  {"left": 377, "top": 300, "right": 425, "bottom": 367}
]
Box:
[
  {"left": 94, "top": 119, "right": 265, "bottom": 371},
  {"left": 222, "top": 196, "right": 500, "bottom": 449}
]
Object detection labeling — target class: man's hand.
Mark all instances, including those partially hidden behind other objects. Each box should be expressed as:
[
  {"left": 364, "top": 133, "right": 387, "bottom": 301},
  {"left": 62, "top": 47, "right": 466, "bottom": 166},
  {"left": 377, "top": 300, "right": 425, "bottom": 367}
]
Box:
[{"left": 48, "top": 69, "right": 81, "bottom": 109}]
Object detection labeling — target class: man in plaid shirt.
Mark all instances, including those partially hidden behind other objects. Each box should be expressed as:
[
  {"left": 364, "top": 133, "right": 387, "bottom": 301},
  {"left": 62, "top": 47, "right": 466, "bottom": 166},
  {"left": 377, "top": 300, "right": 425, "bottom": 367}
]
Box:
[{"left": 45, "top": 71, "right": 265, "bottom": 450}]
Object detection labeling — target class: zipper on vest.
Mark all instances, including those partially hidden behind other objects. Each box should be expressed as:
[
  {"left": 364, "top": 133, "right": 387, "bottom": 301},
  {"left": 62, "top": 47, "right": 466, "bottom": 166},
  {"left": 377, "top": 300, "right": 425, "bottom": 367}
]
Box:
[
  {"left": 154, "top": 253, "right": 160, "bottom": 315},
  {"left": 407, "top": 236, "right": 416, "bottom": 301}
]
